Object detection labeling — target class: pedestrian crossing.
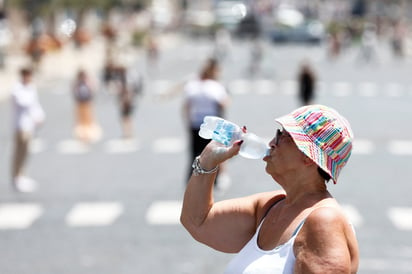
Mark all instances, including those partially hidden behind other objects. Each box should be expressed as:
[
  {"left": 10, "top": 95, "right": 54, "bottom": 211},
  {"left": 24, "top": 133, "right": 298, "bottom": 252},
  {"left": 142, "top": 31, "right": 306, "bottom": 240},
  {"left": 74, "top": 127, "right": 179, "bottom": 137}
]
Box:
[
  {"left": 387, "top": 207, "right": 412, "bottom": 230},
  {"left": 151, "top": 79, "right": 412, "bottom": 98},
  {"left": 145, "top": 202, "right": 369, "bottom": 228},
  {"left": 56, "top": 139, "right": 91, "bottom": 154},
  {"left": 232, "top": 79, "right": 412, "bottom": 97},
  {"left": 0, "top": 203, "right": 43, "bottom": 230},
  {"left": 103, "top": 139, "right": 141, "bottom": 154},
  {"left": 65, "top": 202, "right": 124, "bottom": 227},
  {"left": 0, "top": 200, "right": 410, "bottom": 231},
  {"left": 29, "top": 137, "right": 412, "bottom": 156},
  {"left": 388, "top": 140, "right": 412, "bottom": 155}
]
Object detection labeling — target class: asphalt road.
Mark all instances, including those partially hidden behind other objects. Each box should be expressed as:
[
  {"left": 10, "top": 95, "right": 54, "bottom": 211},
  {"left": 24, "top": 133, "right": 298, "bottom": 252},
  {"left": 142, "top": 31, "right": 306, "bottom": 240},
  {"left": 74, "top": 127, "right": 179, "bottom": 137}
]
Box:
[{"left": 0, "top": 34, "right": 411, "bottom": 274}]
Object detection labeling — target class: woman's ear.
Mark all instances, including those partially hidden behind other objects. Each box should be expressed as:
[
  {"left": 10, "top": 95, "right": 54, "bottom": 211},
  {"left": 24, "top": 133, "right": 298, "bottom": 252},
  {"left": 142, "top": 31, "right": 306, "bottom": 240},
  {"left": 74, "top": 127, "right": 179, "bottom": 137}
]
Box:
[{"left": 302, "top": 154, "right": 316, "bottom": 166}]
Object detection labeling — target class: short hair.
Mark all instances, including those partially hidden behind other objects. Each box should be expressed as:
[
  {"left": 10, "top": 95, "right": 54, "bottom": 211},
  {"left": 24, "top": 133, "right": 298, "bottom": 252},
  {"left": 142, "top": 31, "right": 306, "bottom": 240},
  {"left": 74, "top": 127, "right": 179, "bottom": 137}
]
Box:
[
  {"left": 20, "top": 67, "right": 33, "bottom": 77},
  {"left": 318, "top": 166, "right": 331, "bottom": 182},
  {"left": 200, "top": 58, "right": 219, "bottom": 80}
]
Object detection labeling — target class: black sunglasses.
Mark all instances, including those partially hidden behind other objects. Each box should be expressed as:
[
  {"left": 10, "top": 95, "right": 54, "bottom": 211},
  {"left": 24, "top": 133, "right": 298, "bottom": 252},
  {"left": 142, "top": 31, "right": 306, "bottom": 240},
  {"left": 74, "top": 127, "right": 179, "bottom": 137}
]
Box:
[
  {"left": 275, "top": 129, "right": 283, "bottom": 146},
  {"left": 275, "top": 128, "right": 291, "bottom": 146}
]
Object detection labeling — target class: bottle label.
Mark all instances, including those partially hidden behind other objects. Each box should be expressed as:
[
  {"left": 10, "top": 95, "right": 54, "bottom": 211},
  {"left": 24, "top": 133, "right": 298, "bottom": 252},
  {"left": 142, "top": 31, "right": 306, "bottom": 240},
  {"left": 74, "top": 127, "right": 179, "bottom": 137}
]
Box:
[{"left": 213, "top": 119, "right": 236, "bottom": 146}]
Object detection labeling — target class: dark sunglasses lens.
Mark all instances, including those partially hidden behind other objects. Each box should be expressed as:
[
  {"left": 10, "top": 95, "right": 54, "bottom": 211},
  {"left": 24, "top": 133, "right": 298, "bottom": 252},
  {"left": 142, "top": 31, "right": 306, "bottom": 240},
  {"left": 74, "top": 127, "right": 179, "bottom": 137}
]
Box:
[{"left": 275, "top": 129, "right": 282, "bottom": 145}]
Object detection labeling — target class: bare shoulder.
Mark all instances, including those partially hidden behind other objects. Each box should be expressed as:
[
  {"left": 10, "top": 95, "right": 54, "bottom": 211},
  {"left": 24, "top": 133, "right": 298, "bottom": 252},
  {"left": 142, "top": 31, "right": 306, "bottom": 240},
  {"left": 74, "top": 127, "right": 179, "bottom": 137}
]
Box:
[
  {"left": 294, "top": 206, "right": 359, "bottom": 274},
  {"left": 253, "top": 189, "right": 286, "bottom": 204},
  {"left": 301, "top": 206, "right": 355, "bottom": 246},
  {"left": 306, "top": 206, "right": 348, "bottom": 229},
  {"left": 252, "top": 190, "right": 286, "bottom": 225}
]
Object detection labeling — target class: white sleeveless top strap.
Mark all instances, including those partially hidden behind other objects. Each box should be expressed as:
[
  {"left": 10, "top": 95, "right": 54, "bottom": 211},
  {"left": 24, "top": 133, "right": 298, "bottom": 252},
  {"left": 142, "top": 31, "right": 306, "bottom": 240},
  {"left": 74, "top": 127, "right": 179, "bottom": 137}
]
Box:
[{"left": 224, "top": 219, "right": 305, "bottom": 274}]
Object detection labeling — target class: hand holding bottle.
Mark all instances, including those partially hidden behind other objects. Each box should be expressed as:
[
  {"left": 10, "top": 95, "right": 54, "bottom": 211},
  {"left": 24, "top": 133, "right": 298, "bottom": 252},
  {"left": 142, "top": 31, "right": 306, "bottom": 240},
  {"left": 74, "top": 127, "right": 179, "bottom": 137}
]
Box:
[{"left": 198, "top": 116, "right": 268, "bottom": 159}]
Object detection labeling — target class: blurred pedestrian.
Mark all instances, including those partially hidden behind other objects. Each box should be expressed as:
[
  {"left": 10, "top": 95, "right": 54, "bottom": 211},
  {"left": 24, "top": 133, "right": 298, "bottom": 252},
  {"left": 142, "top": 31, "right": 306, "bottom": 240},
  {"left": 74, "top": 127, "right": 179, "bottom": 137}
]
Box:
[
  {"left": 297, "top": 61, "right": 316, "bottom": 106},
  {"left": 326, "top": 22, "right": 342, "bottom": 60},
  {"left": 26, "top": 37, "right": 44, "bottom": 71},
  {"left": 0, "top": 18, "right": 11, "bottom": 69},
  {"left": 391, "top": 19, "right": 406, "bottom": 58},
  {"left": 357, "top": 23, "right": 379, "bottom": 64},
  {"left": 144, "top": 32, "right": 159, "bottom": 72},
  {"left": 10, "top": 67, "right": 45, "bottom": 192},
  {"left": 102, "top": 58, "right": 119, "bottom": 94},
  {"left": 116, "top": 66, "right": 143, "bottom": 139},
  {"left": 329, "top": 32, "right": 341, "bottom": 59},
  {"left": 72, "top": 69, "right": 102, "bottom": 143},
  {"left": 182, "top": 58, "right": 231, "bottom": 189},
  {"left": 213, "top": 27, "right": 232, "bottom": 62},
  {"left": 248, "top": 38, "right": 263, "bottom": 77}
]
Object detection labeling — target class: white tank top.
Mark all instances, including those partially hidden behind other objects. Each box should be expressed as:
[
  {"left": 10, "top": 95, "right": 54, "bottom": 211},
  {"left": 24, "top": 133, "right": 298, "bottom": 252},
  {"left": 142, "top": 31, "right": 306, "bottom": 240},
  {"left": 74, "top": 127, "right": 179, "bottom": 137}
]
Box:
[{"left": 224, "top": 220, "right": 304, "bottom": 274}]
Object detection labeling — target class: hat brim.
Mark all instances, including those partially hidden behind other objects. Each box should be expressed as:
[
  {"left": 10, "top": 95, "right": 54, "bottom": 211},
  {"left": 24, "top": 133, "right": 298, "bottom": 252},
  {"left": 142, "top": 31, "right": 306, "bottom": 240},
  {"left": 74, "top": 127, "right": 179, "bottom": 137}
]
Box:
[{"left": 275, "top": 114, "right": 337, "bottom": 183}]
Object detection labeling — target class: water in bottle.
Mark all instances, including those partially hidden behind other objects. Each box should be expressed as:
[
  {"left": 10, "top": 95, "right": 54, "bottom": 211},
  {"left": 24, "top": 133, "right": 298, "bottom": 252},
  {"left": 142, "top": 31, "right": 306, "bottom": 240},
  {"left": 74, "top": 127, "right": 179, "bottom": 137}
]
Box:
[{"left": 199, "top": 116, "right": 268, "bottom": 159}]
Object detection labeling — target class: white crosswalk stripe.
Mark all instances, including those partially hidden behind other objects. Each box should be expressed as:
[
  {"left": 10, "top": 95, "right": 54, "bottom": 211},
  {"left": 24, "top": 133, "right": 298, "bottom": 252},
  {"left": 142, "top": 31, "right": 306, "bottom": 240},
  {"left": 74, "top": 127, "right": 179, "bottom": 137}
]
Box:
[
  {"left": 224, "top": 79, "right": 411, "bottom": 97},
  {"left": 385, "top": 82, "right": 404, "bottom": 97},
  {"left": 388, "top": 140, "right": 412, "bottom": 155},
  {"left": 352, "top": 139, "right": 375, "bottom": 154},
  {"left": 146, "top": 200, "right": 182, "bottom": 225},
  {"left": 144, "top": 201, "right": 366, "bottom": 227},
  {"left": 28, "top": 137, "right": 412, "bottom": 156},
  {"left": 0, "top": 201, "right": 408, "bottom": 231},
  {"left": 52, "top": 78, "right": 405, "bottom": 98},
  {"left": 0, "top": 203, "right": 43, "bottom": 230},
  {"left": 30, "top": 138, "right": 47, "bottom": 154},
  {"left": 387, "top": 207, "right": 412, "bottom": 230},
  {"left": 255, "top": 79, "right": 275, "bottom": 95},
  {"left": 280, "top": 80, "right": 297, "bottom": 96},
  {"left": 103, "top": 139, "right": 140, "bottom": 154},
  {"left": 152, "top": 137, "right": 185, "bottom": 154},
  {"left": 358, "top": 82, "right": 378, "bottom": 97},
  {"left": 332, "top": 81, "right": 352, "bottom": 97},
  {"left": 65, "top": 202, "right": 123, "bottom": 227},
  {"left": 229, "top": 79, "right": 251, "bottom": 94},
  {"left": 57, "top": 139, "right": 90, "bottom": 154}
]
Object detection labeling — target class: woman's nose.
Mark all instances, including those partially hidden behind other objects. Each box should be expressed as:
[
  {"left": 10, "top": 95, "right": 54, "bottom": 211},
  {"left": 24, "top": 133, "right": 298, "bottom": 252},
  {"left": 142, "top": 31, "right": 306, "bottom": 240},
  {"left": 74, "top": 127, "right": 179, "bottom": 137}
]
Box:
[{"left": 268, "top": 137, "right": 276, "bottom": 147}]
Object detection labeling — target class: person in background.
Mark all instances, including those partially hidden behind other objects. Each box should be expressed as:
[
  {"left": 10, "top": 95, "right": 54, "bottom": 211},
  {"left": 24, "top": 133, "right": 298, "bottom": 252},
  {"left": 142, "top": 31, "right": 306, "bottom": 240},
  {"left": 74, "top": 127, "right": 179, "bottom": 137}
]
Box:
[
  {"left": 72, "top": 69, "right": 101, "bottom": 143},
  {"left": 357, "top": 22, "right": 379, "bottom": 64},
  {"left": 182, "top": 58, "right": 231, "bottom": 190},
  {"left": 144, "top": 32, "right": 159, "bottom": 74},
  {"left": 116, "top": 66, "right": 143, "bottom": 139},
  {"left": 213, "top": 27, "right": 232, "bottom": 62},
  {"left": 181, "top": 104, "right": 359, "bottom": 273},
  {"left": 391, "top": 19, "right": 406, "bottom": 58},
  {"left": 297, "top": 61, "right": 316, "bottom": 106},
  {"left": 11, "top": 67, "right": 45, "bottom": 192},
  {"left": 248, "top": 38, "right": 263, "bottom": 77}
]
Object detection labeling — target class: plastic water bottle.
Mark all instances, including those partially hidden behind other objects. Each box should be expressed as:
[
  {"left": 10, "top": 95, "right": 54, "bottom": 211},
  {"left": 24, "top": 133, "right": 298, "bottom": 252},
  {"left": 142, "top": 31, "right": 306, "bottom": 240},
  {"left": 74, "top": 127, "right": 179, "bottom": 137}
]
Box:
[{"left": 198, "top": 116, "right": 269, "bottom": 159}]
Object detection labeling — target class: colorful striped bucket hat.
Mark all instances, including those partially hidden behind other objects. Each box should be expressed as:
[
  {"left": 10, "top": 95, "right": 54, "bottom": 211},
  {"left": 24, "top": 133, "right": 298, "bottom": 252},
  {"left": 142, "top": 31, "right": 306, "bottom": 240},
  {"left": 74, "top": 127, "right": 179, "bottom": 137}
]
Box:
[{"left": 275, "top": 105, "right": 353, "bottom": 184}]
